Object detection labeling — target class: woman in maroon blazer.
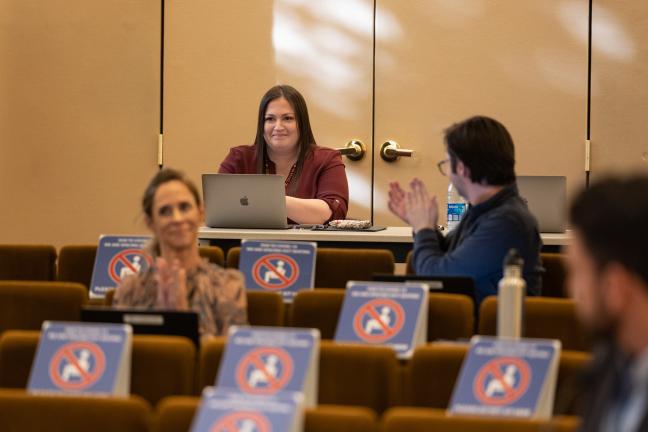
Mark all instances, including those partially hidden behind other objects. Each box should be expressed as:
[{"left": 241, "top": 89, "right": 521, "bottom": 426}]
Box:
[{"left": 218, "top": 85, "right": 349, "bottom": 224}]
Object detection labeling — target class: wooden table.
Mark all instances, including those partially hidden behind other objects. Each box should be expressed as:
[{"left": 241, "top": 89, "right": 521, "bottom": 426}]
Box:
[{"left": 198, "top": 227, "right": 570, "bottom": 261}]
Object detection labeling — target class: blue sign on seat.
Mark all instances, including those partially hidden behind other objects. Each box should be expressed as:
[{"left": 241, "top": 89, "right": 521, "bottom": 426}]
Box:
[
  {"left": 90, "top": 235, "right": 152, "bottom": 298},
  {"left": 239, "top": 240, "right": 316, "bottom": 302},
  {"left": 449, "top": 336, "right": 561, "bottom": 419},
  {"left": 217, "top": 326, "right": 320, "bottom": 407},
  {"left": 190, "top": 387, "right": 303, "bottom": 432},
  {"left": 335, "top": 281, "right": 428, "bottom": 359},
  {"left": 28, "top": 321, "right": 132, "bottom": 396}
]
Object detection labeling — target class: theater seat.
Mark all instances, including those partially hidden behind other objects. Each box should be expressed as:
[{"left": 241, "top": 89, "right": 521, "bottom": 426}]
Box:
[
  {"left": 197, "top": 339, "right": 399, "bottom": 414},
  {"left": 427, "top": 293, "right": 473, "bottom": 341},
  {"left": 0, "top": 281, "right": 88, "bottom": 334},
  {"left": 405, "top": 343, "right": 590, "bottom": 415},
  {"left": 541, "top": 252, "right": 568, "bottom": 298},
  {"left": 290, "top": 290, "right": 473, "bottom": 342},
  {"left": 154, "top": 396, "right": 378, "bottom": 432},
  {"left": 57, "top": 245, "right": 225, "bottom": 290},
  {"left": 0, "top": 245, "right": 57, "bottom": 281},
  {"left": 478, "top": 296, "right": 592, "bottom": 351},
  {"left": 226, "top": 247, "right": 395, "bottom": 288},
  {"left": 197, "top": 337, "right": 227, "bottom": 391},
  {"left": 406, "top": 342, "right": 467, "bottom": 408},
  {"left": 0, "top": 331, "right": 196, "bottom": 406},
  {"left": 247, "top": 291, "right": 284, "bottom": 326},
  {"left": 382, "top": 407, "right": 580, "bottom": 432},
  {"left": 407, "top": 250, "right": 569, "bottom": 299},
  {"left": 0, "top": 388, "right": 150, "bottom": 432},
  {"left": 57, "top": 245, "right": 97, "bottom": 288},
  {"left": 130, "top": 335, "right": 196, "bottom": 405},
  {"left": 290, "top": 289, "right": 345, "bottom": 338},
  {"left": 318, "top": 341, "right": 399, "bottom": 414}
]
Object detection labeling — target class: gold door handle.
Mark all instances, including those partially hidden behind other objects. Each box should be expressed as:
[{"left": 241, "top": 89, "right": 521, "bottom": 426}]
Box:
[
  {"left": 336, "top": 140, "right": 366, "bottom": 161},
  {"left": 380, "top": 140, "right": 413, "bottom": 162}
]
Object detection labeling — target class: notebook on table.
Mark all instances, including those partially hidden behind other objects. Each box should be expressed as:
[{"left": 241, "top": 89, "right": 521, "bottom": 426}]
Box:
[{"left": 202, "top": 174, "right": 290, "bottom": 229}]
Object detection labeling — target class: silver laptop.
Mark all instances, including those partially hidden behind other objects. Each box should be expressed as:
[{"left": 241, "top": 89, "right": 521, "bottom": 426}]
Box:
[
  {"left": 517, "top": 176, "right": 567, "bottom": 233},
  {"left": 202, "top": 174, "right": 289, "bottom": 229}
]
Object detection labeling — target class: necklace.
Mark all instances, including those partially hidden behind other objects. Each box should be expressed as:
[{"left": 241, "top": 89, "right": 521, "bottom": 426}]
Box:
[
  {"left": 284, "top": 163, "right": 297, "bottom": 187},
  {"left": 265, "top": 157, "right": 297, "bottom": 188}
]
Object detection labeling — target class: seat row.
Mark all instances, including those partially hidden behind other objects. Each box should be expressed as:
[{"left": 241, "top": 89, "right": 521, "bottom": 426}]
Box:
[
  {"left": 1, "top": 244, "right": 568, "bottom": 295},
  {"left": 0, "top": 281, "right": 591, "bottom": 350},
  {"left": 0, "top": 331, "right": 590, "bottom": 415},
  {"left": 0, "top": 389, "right": 581, "bottom": 432}
]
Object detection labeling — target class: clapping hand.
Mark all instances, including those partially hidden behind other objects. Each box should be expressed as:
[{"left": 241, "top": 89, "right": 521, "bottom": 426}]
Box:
[
  {"left": 154, "top": 257, "right": 189, "bottom": 310},
  {"left": 388, "top": 181, "right": 409, "bottom": 223},
  {"left": 405, "top": 178, "right": 439, "bottom": 233}
]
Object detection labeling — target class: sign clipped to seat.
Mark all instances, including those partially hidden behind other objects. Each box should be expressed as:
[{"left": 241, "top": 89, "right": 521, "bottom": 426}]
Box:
[
  {"left": 216, "top": 326, "right": 320, "bottom": 407},
  {"left": 449, "top": 336, "right": 561, "bottom": 419},
  {"left": 239, "top": 240, "right": 316, "bottom": 302},
  {"left": 90, "top": 235, "right": 152, "bottom": 298},
  {"left": 190, "top": 387, "right": 304, "bottom": 432},
  {"left": 334, "top": 281, "right": 428, "bottom": 359},
  {"left": 27, "top": 321, "right": 132, "bottom": 396}
]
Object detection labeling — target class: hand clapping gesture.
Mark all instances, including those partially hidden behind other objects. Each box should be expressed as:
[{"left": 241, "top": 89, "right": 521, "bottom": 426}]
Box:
[
  {"left": 388, "top": 178, "right": 439, "bottom": 233},
  {"left": 388, "top": 181, "right": 409, "bottom": 223},
  {"left": 154, "top": 257, "right": 189, "bottom": 310}
]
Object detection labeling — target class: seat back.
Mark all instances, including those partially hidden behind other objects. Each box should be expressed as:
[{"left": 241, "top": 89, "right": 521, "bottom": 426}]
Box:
[
  {"left": 0, "top": 281, "right": 88, "bottom": 334},
  {"left": 0, "top": 389, "right": 151, "bottom": 432},
  {"left": 290, "top": 290, "right": 474, "bottom": 342},
  {"left": 318, "top": 341, "right": 399, "bottom": 413},
  {"left": 198, "top": 246, "right": 225, "bottom": 267},
  {"left": 314, "top": 248, "right": 395, "bottom": 288},
  {"left": 197, "top": 338, "right": 398, "bottom": 414},
  {"left": 197, "top": 336, "right": 227, "bottom": 390},
  {"left": 57, "top": 245, "right": 97, "bottom": 288},
  {"left": 0, "top": 244, "right": 57, "bottom": 281},
  {"left": 0, "top": 331, "right": 196, "bottom": 406},
  {"left": 407, "top": 342, "right": 467, "bottom": 407},
  {"left": 405, "top": 250, "right": 414, "bottom": 274},
  {"left": 541, "top": 252, "right": 568, "bottom": 297},
  {"left": 427, "top": 293, "right": 473, "bottom": 341},
  {"left": 406, "top": 343, "right": 590, "bottom": 415},
  {"left": 478, "top": 296, "right": 592, "bottom": 351},
  {"left": 382, "top": 407, "right": 580, "bottom": 432},
  {"left": 227, "top": 247, "right": 395, "bottom": 288},
  {"left": 290, "top": 289, "right": 345, "bottom": 338},
  {"left": 57, "top": 245, "right": 225, "bottom": 290},
  {"left": 154, "top": 396, "right": 378, "bottom": 432},
  {"left": 247, "top": 291, "right": 284, "bottom": 326},
  {"left": 130, "top": 335, "right": 196, "bottom": 405}
]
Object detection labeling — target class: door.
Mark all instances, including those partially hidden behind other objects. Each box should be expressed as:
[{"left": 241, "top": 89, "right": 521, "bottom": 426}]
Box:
[
  {"left": 0, "top": 0, "right": 160, "bottom": 246},
  {"left": 590, "top": 0, "right": 648, "bottom": 179},
  {"left": 373, "top": 1, "right": 589, "bottom": 226},
  {"left": 163, "top": 0, "right": 375, "bottom": 220}
]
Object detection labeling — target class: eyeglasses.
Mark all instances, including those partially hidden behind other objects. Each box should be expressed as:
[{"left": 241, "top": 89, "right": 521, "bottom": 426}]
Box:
[{"left": 437, "top": 159, "right": 450, "bottom": 176}]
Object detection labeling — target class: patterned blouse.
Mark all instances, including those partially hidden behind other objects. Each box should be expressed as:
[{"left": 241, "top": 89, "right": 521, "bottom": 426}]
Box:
[{"left": 113, "top": 259, "right": 248, "bottom": 339}]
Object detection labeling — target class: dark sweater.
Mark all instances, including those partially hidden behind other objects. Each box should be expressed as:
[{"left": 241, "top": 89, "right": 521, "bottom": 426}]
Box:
[{"left": 412, "top": 183, "right": 543, "bottom": 304}]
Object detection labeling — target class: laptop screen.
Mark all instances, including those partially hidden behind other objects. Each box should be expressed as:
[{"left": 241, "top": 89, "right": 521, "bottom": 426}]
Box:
[
  {"left": 202, "top": 174, "right": 289, "bottom": 229},
  {"left": 81, "top": 307, "right": 200, "bottom": 348},
  {"left": 372, "top": 273, "right": 476, "bottom": 303}
]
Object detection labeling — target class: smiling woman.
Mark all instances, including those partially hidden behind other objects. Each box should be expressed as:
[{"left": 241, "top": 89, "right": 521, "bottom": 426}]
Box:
[
  {"left": 218, "top": 85, "right": 349, "bottom": 224},
  {"left": 113, "top": 168, "right": 248, "bottom": 339}
]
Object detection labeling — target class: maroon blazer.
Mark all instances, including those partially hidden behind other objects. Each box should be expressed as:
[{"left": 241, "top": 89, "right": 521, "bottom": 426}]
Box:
[{"left": 218, "top": 145, "right": 349, "bottom": 222}]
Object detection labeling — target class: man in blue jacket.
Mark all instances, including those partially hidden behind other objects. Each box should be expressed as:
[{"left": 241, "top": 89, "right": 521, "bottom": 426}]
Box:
[{"left": 388, "top": 115, "right": 542, "bottom": 304}]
